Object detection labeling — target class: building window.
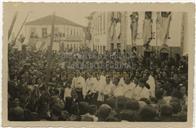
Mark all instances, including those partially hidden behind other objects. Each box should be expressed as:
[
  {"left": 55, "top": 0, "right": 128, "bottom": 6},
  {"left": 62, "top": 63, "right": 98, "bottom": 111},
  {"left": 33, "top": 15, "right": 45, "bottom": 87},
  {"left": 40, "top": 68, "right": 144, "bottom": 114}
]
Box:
[
  {"left": 71, "top": 29, "right": 72, "bottom": 35},
  {"left": 30, "top": 27, "right": 36, "bottom": 38},
  {"left": 42, "top": 28, "right": 47, "bottom": 38},
  {"left": 54, "top": 27, "right": 59, "bottom": 34},
  {"left": 117, "top": 43, "right": 121, "bottom": 50},
  {"left": 103, "top": 13, "right": 106, "bottom": 34},
  {"left": 111, "top": 43, "right": 114, "bottom": 51},
  {"left": 103, "top": 46, "right": 106, "bottom": 51},
  {"left": 100, "top": 15, "right": 102, "bottom": 35},
  {"left": 67, "top": 27, "right": 69, "bottom": 36},
  {"left": 145, "top": 12, "right": 152, "bottom": 19}
]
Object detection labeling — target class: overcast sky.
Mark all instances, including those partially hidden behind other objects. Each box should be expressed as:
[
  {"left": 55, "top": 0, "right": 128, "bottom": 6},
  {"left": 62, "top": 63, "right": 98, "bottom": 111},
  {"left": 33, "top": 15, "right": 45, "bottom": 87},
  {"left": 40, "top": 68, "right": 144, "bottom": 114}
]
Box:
[{"left": 4, "top": 3, "right": 94, "bottom": 39}]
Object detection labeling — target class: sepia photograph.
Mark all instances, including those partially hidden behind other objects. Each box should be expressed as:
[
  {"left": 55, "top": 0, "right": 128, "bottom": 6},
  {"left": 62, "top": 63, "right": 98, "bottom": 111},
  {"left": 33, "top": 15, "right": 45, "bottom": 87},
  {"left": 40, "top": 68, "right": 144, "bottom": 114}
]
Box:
[{"left": 2, "top": 2, "right": 195, "bottom": 127}]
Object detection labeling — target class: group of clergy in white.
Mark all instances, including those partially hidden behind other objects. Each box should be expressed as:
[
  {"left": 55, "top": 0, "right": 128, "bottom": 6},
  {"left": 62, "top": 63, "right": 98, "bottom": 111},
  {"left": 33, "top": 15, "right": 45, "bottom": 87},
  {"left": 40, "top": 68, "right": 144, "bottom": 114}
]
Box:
[{"left": 64, "top": 73, "right": 156, "bottom": 102}]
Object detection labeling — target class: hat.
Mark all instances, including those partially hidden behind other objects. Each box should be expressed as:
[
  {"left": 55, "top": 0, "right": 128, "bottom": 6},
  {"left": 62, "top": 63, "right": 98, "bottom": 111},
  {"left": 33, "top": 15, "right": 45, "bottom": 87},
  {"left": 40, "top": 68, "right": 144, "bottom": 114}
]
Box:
[
  {"left": 139, "top": 105, "right": 156, "bottom": 121},
  {"left": 116, "top": 96, "right": 128, "bottom": 111},
  {"left": 119, "top": 109, "right": 137, "bottom": 121},
  {"left": 170, "top": 98, "right": 181, "bottom": 114},
  {"left": 126, "top": 99, "right": 139, "bottom": 111},
  {"left": 97, "top": 104, "right": 112, "bottom": 121},
  {"left": 105, "top": 97, "right": 116, "bottom": 108},
  {"left": 160, "top": 104, "right": 173, "bottom": 117},
  {"left": 79, "top": 102, "right": 90, "bottom": 115},
  {"left": 88, "top": 105, "right": 97, "bottom": 115}
]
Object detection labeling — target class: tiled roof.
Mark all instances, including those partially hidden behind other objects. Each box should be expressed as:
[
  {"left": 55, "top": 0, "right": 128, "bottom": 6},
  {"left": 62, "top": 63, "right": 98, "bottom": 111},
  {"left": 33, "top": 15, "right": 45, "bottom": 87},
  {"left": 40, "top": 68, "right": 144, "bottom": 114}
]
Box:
[{"left": 26, "top": 15, "right": 84, "bottom": 27}]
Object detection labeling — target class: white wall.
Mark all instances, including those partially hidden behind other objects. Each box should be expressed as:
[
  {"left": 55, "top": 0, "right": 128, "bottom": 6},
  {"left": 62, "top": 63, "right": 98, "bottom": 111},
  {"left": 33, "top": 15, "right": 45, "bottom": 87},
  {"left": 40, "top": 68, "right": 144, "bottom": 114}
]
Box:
[{"left": 168, "top": 12, "right": 183, "bottom": 47}]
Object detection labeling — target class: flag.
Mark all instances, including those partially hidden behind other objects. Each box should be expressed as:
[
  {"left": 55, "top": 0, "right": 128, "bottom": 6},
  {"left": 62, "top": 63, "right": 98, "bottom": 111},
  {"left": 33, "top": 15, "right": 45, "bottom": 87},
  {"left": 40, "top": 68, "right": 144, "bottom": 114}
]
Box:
[
  {"left": 13, "top": 12, "right": 30, "bottom": 45},
  {"left": 8, "top": 12, "right": 18, "bottom": 40},
  {"left": 130, "top": 12, "right": 139, "bottom": 43},
  {"left": 115, "top": 12, "right": 121, "bottom": 39},
  {"left": 143, "top": 12, "right": 152, "bottom": 44},
  {"left": 39, "top": 41, "right": 47, "bottom": 51},
  {"left": 157, "top": 12, "right": 172, "bottom": 45}
]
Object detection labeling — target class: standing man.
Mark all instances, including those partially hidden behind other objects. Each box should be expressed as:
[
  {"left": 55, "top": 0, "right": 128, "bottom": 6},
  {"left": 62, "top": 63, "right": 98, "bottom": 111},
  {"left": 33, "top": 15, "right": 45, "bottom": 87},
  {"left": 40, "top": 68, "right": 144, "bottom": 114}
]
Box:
[
  {"left": 97, "top": 74, "right": 105, "bottom": 105},
  {"left": 103, "top": 76, "right": 114, "bottom": 101},
  {"left": 86, "top": 73, "right": 98, "bottom": 104},
  {"left": 146, "top": 72, "right": 156, "bottom": 98},
  {"left": 113, "top": 77, "right": 125, "bottom": 97},
  {"left": 71, "top": 72, "right": 85, "bottom": 101}
]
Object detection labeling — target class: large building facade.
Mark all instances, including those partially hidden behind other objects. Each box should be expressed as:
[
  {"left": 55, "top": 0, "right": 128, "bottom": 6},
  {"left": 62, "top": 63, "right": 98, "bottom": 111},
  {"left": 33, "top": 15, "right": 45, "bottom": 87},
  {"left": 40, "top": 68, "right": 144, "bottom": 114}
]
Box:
[
  {"left": 24, "top": 15, "right": 85, "bottom": 52},
  {"left": 87, "top": 12, "right": 128, "bottom": 54},
  {"left": 88, "top": 11, "right": 187, "bottom": 56}
]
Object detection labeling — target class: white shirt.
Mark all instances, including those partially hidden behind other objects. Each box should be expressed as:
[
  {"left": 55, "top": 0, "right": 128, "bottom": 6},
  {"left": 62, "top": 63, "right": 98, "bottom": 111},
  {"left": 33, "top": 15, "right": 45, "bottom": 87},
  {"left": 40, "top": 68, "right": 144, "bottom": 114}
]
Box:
[
  {"left": 88, "top": 77, "right": 97, "bottom": 93},
  {"left": 124, "top": 82, "right": 136, "bottom": 99},
  {"left": 139, "top": 87, "right": 150, "bottom": 99},
  {"left": 76, "top": 76, "right": 85, "bottom": 89},
  {"left": 97, "top": 79, "right": 105, "bottom": 101},
  {"left": 71, "top": 77, "right": 78, "bottom": 89},
  {"left": 113, "top": 85, "right": 126, "bottom": 97},
  {"left": 132, "top": 85, "right": 143, "bottom": 100},
  {"left": 147, "top": 75, "right": 156, "bottom": 97},
  {"left": 82, "top": 78, "right": 90, "bottom": 98},
  {"left": 103, "top": 82, "right": 114, "bottom": 96},
  {"left": 64, "top": 87, "right": 72, "bottom": 99},
  {"left": 100, "top": 75, "right": 106, "bottom": 85},
  {"left": 118, "top": 77, "right": 125, "bottom": 87},
  {"left": 96, "top": 79, "right": 105, "bottom": 93}
]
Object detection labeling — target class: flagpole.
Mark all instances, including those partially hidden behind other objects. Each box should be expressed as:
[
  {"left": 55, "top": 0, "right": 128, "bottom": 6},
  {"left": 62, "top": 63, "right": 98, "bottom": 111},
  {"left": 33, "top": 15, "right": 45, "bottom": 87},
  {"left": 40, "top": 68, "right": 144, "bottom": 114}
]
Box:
[
  {"left": 8, "top": 12, "right": 18, "bottom": 40},
  {"left": 45, "top": 12, "right": 56, "bottom": 84},
  {"left": 155, "top": 12, "right": 159, "bottom": 56},
  {"left": 13, "top": 12, "right": 30, "bottom": 45}
]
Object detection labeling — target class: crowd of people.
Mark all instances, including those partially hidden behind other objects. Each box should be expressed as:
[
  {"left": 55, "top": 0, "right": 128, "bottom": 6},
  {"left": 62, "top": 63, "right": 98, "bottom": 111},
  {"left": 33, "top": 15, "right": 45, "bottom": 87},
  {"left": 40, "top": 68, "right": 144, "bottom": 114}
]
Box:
[{"left": 8, "top": 44, "right": 188, "bottom": 122}]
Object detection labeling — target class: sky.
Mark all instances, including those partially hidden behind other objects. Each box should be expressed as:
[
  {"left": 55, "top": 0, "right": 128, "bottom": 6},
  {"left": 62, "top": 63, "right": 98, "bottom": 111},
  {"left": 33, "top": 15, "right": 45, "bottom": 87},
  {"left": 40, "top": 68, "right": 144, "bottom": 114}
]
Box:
[{"left": 4, "top": 3, "right": 94, "bottom": 40}]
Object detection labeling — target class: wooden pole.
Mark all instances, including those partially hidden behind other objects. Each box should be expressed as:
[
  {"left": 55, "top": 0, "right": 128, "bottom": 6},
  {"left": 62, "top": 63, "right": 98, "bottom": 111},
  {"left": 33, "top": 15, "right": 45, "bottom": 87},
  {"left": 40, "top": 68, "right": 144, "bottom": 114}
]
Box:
[
  {"left": 8, "top": 12, "right": 18, "bottom": 40},
  {"left": 45, "top": 13, "right": 56, "bottom": 83},
  {"left": 13, "top": 12, "right": 30, "bottom": 45}
]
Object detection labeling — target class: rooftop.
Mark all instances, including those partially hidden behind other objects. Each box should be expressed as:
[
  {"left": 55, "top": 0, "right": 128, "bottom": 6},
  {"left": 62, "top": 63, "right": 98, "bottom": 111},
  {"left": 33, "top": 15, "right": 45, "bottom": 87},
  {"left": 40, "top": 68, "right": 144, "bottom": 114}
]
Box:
[{"left": 25, "top": 15, "right": 84, "bottom": 28}]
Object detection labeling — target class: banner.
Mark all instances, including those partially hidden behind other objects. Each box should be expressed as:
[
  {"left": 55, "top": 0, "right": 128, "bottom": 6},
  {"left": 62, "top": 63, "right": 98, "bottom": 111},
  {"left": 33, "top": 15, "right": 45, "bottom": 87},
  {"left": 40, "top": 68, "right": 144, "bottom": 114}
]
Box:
[
  {"left": 143, "top": 12, "right": 152, "bottom": 45},
  {"left": 156, "top": 12, "right": 172, "bottom": 45},
  {"left": 130, "top": 12, "right": 139, "bottom": 43},
  {"left": 8, "top": 12, "right": 18, "bottom": 40}
]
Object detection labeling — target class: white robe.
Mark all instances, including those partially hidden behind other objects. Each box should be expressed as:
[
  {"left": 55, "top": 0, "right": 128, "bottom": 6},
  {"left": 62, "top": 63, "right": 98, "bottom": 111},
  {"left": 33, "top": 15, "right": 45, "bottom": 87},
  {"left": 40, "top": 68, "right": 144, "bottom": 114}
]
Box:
[
  {"left": 124, "top": 82, "right": 136, "bottom": 99},
  {"left": 71, "top": 77, "right": 78, "bottom": 89},
  {"left": 118, "top": 77, "right": 126, "bottom": 87},
  {"left": 132, "top": 85, "right": 142, "bottom": 100},
  {"left": 76, "top": 76, "right": 85, "bottom": 89},
  {"left": 103, "top": 82, "right": 114, "bottom": 96},
  {"left": 113, "top": 85, "right": 126, "bottom": 97},
  {"left": 147, "top": 75, "right": 156, "bottom": 97},
  {"left": 83, "top": 78, "right": 90, "bottom": 98},
  {"left": 88, "top": 77, "right": 97, "bottom": 94},
  {"left": 64, "top": 87, "right": 72, "bottom": 99},
  {"left": 139, "top": 87, "right": 150, "bottom": 99},
  {"left": 97, "top": 79, "right": 105, "bottom": 101}
]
